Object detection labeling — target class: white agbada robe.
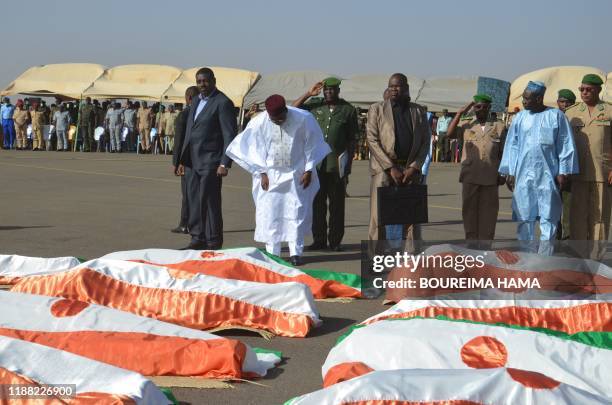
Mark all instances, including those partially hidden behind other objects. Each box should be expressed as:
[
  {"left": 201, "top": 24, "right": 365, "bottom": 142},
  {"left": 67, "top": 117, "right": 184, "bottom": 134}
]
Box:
[{"left": 226, "top": 106, "right": 331, "bottom": 255}]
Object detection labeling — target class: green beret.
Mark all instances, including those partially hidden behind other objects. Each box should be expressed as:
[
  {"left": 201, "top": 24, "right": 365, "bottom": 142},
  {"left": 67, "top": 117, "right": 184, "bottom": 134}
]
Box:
[
  {"left": 557, "top": 89, "right": 576, "bottom": 102},
  {"left": 322, "top": 77, "right": 341, "bottom": 87},
  {"left": 473, "top": 94, "right": 492, "bottom": 103},
  {"left": 581, "top": 74, "right": 603, "bottom": 86}
]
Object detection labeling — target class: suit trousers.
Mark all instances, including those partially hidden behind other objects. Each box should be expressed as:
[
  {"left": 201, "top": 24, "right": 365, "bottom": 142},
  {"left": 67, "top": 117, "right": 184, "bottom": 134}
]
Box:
[
  {"left": 15, "top": 124, "right": 27, "bottom": 148},
  {"left": 2, "top": 119, "right": 15, "bottom": 148},
  {"left": 139, "top": 127, "right": 150, "bottom": 150},
  {"left": 312, "top": 170, "right": 346, "bottom": 247},
  {"left": 186, "top": 167, "right": 223, "bottom": 248},
  {"left": 80, "top": 124, "right": 94, "bottom": 151},
  {"left": 368, "top": 171, "right": 421, "bottom": 241},
  {"left": 109, "top": 126, "right": 122, "bottom": 151},
  {"left": 32, "top": 127, "right": 43, "bottom": 150},
  {"left": 462, "top": 182, "right": 499, "bottom": 241},
  {"left": 570, "top": 180, "right": 610, "bottom": 259},
  {"left": 56, "top": 130, "right": 68, "bottom": 150},
  {"left": 179, "top": 174, "right": 189, "bottom": 228}
]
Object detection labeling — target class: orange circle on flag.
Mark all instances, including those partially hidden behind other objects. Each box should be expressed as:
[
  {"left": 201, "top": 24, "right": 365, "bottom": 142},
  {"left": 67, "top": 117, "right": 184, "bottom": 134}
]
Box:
[
  {"left": 50, "top": 299, "right": 90, "bottom": 317},
  {"left": 460, "top": 336, "right": 508, "bottom": 369}
]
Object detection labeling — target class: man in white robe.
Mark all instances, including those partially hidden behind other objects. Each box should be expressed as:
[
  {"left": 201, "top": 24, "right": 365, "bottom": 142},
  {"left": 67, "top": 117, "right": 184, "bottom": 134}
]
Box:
[{"left": 226, "top": 94, "right": 331, "bottom": 265}]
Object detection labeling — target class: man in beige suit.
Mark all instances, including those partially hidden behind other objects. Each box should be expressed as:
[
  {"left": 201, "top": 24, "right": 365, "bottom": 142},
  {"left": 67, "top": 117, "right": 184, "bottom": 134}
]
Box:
[{"left": 366, "top": 73, "right": 430, "bottom": 240}]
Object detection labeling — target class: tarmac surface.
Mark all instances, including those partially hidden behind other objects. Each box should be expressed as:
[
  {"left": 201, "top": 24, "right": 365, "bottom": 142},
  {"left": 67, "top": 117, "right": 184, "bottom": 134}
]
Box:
[{"left": 0, "top": 150, "right": 516, "bottom": 405}]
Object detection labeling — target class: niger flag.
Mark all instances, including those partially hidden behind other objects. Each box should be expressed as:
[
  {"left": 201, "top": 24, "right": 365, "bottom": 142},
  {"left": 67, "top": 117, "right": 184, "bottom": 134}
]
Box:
[
  {"left": 0, "top": 290, "right": 280, "bottom": 380},
  {"left": 11, "top": 258, "right": 321, "bottom": 338}
]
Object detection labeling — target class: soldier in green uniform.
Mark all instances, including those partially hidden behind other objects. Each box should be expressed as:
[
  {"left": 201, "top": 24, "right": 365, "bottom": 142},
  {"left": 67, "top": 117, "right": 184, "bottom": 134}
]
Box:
[
  {"left": 446, "top": 94, "right": 507, "bottom": 247},
  {"left": 564, "top": 74, "right": 612, "bottom": 259},
  {"left": 293, "top": 77, "right": 358, "bottom": 251},
  {"left": 556, "top": 89, "right": 577, "bottom": 240},
  {"left": 78, "top": 97, "right": 95, "bottom": 152}
]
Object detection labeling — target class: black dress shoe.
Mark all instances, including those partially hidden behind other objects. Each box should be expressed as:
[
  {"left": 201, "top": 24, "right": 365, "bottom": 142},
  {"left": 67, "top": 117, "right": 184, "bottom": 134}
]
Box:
[
  {"left": 329, "top": 245, "right": 343, "bottom": 252},
  {"left": 171, "top": 226, "right": 189, "bottom": 234},
  {"left": 290, "top": 255, "right": 302, "bottom": 266},
  {"left": 306, "top": 242, "right": 327, "bottom": 251},
  {"left": 180, "top": 241, "right": 207, "bottom": 250}
]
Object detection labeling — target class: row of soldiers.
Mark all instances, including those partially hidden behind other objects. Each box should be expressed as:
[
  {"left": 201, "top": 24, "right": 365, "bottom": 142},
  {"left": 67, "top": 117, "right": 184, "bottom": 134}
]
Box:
[
  {"left": 69, "top": 97, "right": 181, "bottom": 153},
  {"left": 0, "top": 96, "right": 184, "bottom": 152}
]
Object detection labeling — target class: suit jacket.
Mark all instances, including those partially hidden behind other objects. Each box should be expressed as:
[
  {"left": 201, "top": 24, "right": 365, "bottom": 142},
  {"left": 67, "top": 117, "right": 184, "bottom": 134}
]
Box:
[
  {"left": 366, "top": 100, "right": 430, "bottom": 175},
  {"left": 173, "top": 106, "right": 190, "bottom": 167},
  {"left": 179, "top": 89, "right": 236, "bottom": 171}
]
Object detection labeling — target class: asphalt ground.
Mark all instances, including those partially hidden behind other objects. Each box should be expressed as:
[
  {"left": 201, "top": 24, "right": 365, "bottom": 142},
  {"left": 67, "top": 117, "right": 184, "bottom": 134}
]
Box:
[{"left": 0, "top": 150, "right": 516, "bottom": 405}]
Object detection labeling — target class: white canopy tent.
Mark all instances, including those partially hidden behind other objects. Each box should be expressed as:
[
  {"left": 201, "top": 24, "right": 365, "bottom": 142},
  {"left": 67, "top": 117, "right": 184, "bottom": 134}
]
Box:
[
  {"left": 0, "top": 63, "right": 105, "bottom": 99},
  {"left": 162, "top": 67, "right": 260, "bottom": 108},
  {"left": 82, "top": 64, "right": 182, "bottom": 101}
]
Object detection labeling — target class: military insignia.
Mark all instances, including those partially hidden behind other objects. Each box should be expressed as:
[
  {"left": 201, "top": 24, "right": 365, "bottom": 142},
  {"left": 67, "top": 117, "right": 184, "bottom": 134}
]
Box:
[
  {"left": 579, "top": 104, "right": 586, "bottom": 112},
  {"left": 598, "top": 103, "right": 604, "bottom": 111}
]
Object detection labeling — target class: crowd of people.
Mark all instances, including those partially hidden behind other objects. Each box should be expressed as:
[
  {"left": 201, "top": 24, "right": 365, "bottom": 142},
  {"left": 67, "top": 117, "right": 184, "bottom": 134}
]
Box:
[
  {"left": 2, "top": 68, "right": 609, "bottom": 264},
  {"left": 0, "top": 97, "right": 183, "bottom": 153}
]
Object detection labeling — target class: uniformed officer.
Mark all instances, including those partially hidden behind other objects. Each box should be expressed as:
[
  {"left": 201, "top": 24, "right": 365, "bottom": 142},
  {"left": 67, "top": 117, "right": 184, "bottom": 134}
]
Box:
[
  {"left": 293, "top": 77, "right": 358, "bottom": 251},
  {"left": 557, "top": 89, "right": 576, "bottom": 112},
  {"left": 446, "top": 94, "right": 507, "bottom": 247},
  {"left": 13, "top": 100, "right": 29, "bottom": 150},
  {"left": 30, "top": 102, "right": 46, "bottom": 151},
  {"left": 78, "top": 97, "right": 95, "bottom": 152},
  {"left": 137, "top": 101, "right": 152, "bottom": 153},
  {"left": 565, "top": 74, "right": 612, "bottom": 258},
  {"left": 161, "top": 104, "right": 178, "bottom": 152},
  {"left": 556, "top": 89, "right": 577, "bottom": 240},
  {"left": 47, "top": 103, "right": 60, "bottom": 151}
]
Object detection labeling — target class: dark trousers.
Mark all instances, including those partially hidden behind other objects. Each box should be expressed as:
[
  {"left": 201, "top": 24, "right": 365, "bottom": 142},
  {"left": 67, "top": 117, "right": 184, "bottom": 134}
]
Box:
[
  {"left": 186, "top": 167, "right": 223, "bottom": 248},
  {"left": 312, "top": 170, "right": 346, "bottom": 247},
  {"left": 179, "top": 175, "right": 189, "bottom": 228},
  {"left": 79, "top": 124, "right": 94, "bottom": 151}
]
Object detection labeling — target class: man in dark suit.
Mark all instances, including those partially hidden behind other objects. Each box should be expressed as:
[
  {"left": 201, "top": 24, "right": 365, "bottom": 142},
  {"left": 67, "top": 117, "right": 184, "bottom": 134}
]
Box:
[
  {"left": 172, "top": 86, "right": 199, "bottom": 234},
  {"left": 177, "top": 68, "right": 237, "bottom": 249}
]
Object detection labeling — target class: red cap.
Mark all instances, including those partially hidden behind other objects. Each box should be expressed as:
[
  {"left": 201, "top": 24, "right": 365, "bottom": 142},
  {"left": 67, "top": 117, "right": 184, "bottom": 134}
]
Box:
[{"left": 265, "top": 94, "right": 287, "bottom": 117}]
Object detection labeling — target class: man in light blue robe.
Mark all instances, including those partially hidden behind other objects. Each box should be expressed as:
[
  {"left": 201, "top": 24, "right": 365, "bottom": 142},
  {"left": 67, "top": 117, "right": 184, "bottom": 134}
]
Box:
[{"left": 499, "top": 81, "right": 578, "bottom": 254}]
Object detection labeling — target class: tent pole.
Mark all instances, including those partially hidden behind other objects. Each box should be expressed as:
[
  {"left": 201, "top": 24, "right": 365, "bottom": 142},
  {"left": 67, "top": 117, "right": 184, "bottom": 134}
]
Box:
[
  {"left": 73, "top": 94, "right": 83, "bottom": 152},
  {"left": 238, "top": 107, "right": 245, "bottom": 130}
]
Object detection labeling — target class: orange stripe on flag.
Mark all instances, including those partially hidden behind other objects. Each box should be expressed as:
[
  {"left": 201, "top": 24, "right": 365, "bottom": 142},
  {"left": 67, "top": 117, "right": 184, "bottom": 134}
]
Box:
[
  {"left": 11, "top": 268, "right": 314, "bottom": 337},
  {"left": 0, "top": 328, "right": 246, "bottom": 379},
  {"left": 133, "top": 258, "right": 361, "bottom": 299}
]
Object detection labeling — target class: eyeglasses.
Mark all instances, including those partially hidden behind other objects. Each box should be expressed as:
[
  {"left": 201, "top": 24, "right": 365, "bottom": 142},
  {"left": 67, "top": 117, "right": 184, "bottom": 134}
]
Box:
[{"left": 578, "top": 86, "right": 597, "bottom": 93}]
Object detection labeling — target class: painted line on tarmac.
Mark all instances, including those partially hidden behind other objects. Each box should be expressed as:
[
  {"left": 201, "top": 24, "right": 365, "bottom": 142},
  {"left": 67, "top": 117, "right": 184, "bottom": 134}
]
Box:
[
  {"left": 1, "top": 160, "right": 511, "bottom": 216},
  {"left": 0, "top": 161, "right": 248, "bottom": 190},
  {"left": 347, "top": 196, "right": 512, "bottom": 217}
]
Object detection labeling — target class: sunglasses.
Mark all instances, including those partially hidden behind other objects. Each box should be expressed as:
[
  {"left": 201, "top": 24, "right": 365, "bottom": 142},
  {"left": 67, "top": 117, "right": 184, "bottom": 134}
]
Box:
[{"left": 579, "top": 86, "right": 598, "bottom": 93}]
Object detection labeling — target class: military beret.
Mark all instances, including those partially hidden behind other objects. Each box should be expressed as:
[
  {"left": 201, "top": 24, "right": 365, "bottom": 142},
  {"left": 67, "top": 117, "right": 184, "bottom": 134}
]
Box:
[
  {"left": 557, "top": 89, "right": 576, "bottom": 102},
  {"left": 322, "top": 77, "right": 341, "bottom": 87},
  {"left": 473, "top": 94, "right": 492, "bottom": 103},
  {"left": 582, "top": 74, "right": 603, "bottom": 86}
]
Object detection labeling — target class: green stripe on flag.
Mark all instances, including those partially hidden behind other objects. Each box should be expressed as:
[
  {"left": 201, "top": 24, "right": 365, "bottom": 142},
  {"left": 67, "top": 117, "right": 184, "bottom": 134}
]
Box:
[
  {"left": 335, "top": 315, "right": 612, "bottom": 350},
  {"left": 252, "top": 347, "right": 282, "bottom": 359},
  {"left": 160, "top": 388, "right": 178, "bottom": 405},
  {"left": 260, "top": 250, "right": 362, "bottom": 290}
]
